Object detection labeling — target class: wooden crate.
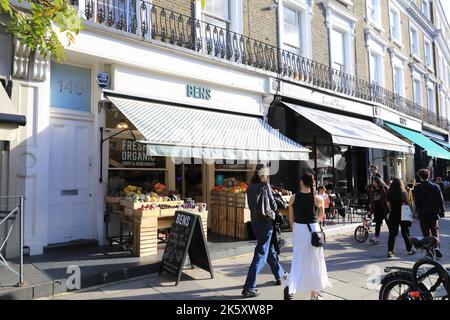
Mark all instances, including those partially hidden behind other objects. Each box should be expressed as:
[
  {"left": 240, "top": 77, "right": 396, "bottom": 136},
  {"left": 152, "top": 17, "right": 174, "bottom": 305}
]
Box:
[
  {"left": 130, "top": 208, "right": 160, "bottom": 218},
  {"left": 105, "top": 196, "right": 121, "bottom": 204},
  {"left": 236, "top": 222, "right": 249, "bottom": 240},
  {"left": 236, "top": 208, "right": 251, "bottom": 223},
  {"left": 120, "top": 199, "right": 144, "bottom": 209},
  {"left": 159, "top": 208, "right": 177, "bottom": 217},
  {"left": 133, "top": 216, "right": 158, "bottom": 257},
  {"left": 227, "top": 207, "right": 235, "bottom": 223}
]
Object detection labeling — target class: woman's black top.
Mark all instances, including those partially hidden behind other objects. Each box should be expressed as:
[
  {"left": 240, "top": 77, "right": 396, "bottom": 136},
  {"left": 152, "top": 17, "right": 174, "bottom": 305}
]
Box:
[
  {"left": 387, "top": 191, "right": 408, "bottom": 222},
  {"left": 293, "top": 192, "right": 318, "bottom": 224}
]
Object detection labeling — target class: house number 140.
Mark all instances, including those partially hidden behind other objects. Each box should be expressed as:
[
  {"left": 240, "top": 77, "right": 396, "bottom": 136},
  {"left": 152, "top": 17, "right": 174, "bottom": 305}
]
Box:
[{"left": 57, "top": 79, "right": 84, "bottom": 95}]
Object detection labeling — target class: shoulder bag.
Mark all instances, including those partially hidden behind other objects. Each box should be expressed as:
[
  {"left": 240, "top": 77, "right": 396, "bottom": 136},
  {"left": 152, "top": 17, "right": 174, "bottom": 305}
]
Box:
[
  {"left": 401, "top": 204, "right": 413, "bottom": 222},
  {"left": 307, "top": 223, "right": 326, "bottom": 247}
]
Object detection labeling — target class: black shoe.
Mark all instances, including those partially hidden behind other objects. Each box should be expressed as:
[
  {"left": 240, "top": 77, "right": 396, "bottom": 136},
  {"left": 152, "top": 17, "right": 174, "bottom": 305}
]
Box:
[
  {"left": 242, "top": 288, "right": 260, "bottom": 298},
  {"left": 275, "top": 272, "right": 288, "bottom": 285},
  {"left": 284, "top": 286, "right": 293, "bottom": 300},
  {"left": 435, "top": 249, "right": 443, "bottom": 259}
]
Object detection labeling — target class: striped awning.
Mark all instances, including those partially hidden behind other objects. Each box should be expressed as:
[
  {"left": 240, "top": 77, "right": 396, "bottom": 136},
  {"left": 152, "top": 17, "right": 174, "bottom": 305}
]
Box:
[{"left": 106, "top": 95, "right": 310, "bottom": 161}]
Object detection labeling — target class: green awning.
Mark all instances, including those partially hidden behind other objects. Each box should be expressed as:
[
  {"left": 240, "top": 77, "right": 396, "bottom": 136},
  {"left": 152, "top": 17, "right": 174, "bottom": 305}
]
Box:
[
  {"left": 432, "top": 139, "right": 450, "bottom": 151},
  {"left": 386, "top": 123, "right": 450, "bottom": 160}
]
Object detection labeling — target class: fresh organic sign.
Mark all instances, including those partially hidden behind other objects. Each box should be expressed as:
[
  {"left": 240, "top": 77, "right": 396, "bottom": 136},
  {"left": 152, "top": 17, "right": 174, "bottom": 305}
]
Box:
[
  {"left": 186, "top": 84, "right": 211, "bottom": 100},
  {"left": 109, "top": 139, "right": 166, "bottom": 168}
]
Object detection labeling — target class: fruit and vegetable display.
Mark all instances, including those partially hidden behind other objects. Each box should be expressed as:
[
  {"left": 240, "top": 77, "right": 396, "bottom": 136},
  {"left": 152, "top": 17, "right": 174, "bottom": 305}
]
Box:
[
  {"left": 213, "top": 179, "right": 248, "bottom": 193},
  {"left": 272, "top": 186, "right": 293, "bottom": 196},
  {"left": 120, "top": 183, "right": 178, "bottom": 202}
]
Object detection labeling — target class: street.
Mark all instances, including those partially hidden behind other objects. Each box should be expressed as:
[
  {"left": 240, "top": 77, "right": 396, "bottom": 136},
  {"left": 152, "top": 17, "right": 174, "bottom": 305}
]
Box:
[{"left": 45, "top": 215, "right": 450, "bottom": 300}]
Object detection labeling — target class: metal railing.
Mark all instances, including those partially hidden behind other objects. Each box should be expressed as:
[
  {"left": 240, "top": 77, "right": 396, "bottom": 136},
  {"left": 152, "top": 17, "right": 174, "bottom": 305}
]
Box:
[
  {"left": 77, "top": 0, "right": 449, "bottom": 129},
  {"left": 0, "top": 196, "right": 25, "bottom": 287}
]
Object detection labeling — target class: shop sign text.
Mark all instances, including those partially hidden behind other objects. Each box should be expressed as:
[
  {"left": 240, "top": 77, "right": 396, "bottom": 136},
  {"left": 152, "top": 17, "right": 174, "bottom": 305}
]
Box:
[
  {"left": 186, "top": 84, "right": 211, "bottom": 100},
  {"left": 109, "top": 139, "right": 166, "bottom": 168}
]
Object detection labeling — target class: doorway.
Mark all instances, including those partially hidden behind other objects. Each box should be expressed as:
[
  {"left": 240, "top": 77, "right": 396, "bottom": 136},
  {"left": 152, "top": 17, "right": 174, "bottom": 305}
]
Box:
[
  {"left": 47, "top": 117, "right": 95, "bottom": 244},
  {"left": 175, "top": 160, "right": 204, "bottom": 202}
]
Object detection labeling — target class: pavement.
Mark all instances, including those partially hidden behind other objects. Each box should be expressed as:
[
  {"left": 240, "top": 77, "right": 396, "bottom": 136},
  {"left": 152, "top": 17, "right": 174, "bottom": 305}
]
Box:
[{"left": 42, "top": 214, "right": 450, "bottom": 300}]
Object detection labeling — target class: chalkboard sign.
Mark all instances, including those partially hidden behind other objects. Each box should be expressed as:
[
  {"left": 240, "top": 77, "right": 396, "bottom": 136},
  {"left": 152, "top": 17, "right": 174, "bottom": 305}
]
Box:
[{"left": 159, "top": 210, "right": 214, "bottom": 285}]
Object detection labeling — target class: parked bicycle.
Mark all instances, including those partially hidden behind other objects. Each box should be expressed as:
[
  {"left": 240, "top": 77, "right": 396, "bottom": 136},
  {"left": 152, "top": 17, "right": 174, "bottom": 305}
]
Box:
[
  {"left": 379, "top": 236, "right": 449, "bottom": 300},
  {"left": 354, "top": 214, "right": 372, "bottom": 243}
]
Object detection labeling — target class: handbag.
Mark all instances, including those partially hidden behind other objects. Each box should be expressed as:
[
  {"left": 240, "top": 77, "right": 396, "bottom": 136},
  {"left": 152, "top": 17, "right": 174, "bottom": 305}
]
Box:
[
  {"left": 401, "top": 204, "right": 413, "bottom": 222},
  {"left": 307, "top": 223, "right": 326, "bottom": 247}
]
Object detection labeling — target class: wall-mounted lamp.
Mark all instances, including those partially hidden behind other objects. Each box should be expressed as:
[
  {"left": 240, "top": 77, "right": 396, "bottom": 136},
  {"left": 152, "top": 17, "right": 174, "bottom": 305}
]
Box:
[{"left": 116, "top": 120, "right": 129, "bottom": 130}]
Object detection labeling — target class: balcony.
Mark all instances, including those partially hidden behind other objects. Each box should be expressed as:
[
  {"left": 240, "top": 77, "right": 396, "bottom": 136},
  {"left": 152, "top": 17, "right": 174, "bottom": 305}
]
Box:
[{"left": 74, "top": 1, "right": 448, "bottom": 130}]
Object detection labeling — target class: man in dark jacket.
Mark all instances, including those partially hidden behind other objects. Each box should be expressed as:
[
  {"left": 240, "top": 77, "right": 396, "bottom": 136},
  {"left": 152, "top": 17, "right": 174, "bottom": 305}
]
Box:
[
  {"left": 242, "top": 164, "right": 286, "bottom": 298},
  {"left": 414, "top": 169, "right": 444, "bottom": 258}
]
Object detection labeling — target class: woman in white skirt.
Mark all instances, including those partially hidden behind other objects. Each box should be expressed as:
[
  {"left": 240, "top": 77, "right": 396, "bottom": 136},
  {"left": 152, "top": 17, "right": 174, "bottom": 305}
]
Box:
[{"left": 284, "top": 173, "right": 331, "bottom": 300}]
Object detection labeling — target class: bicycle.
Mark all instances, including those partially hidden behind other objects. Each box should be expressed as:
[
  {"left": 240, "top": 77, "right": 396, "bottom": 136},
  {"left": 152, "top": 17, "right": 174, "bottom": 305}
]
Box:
[
  {"left": 354, "top": 214, "right": 372, "bottom": 243},
  {"left": 379, "top": 236, "right": 450, "bottom": 300}
]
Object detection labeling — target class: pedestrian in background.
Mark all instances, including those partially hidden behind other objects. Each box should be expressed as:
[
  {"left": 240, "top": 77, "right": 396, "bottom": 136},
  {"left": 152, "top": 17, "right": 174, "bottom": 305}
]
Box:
[
  {"left": 318, "top": 185, "right": 328, "bottom": 226},
  {"left": 414, "top": 169, "right": 444, "bottom": 258},
  {"left": 386, "top": 178, "right": 414, "bottom": 258},
  {"left": 242, "top": 164, "right": 286, "bottom": 298},
  {"left": 436, "top": 177, "right": 445, "bottom": 196},
  {"left": 284, "top": 173, "right": 331, "bottom": 300},
  {"left": 369, "top": 176, "right": 389, "bottom": 244},
  {"left": 369, "top": 164, "right": 382, "bottom": 180}
]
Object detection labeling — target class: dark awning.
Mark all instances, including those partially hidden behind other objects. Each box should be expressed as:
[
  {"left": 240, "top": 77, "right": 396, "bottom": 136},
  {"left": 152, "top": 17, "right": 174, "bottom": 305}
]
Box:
[{"left": 0, "top": 113, "right": 26, "bottom": 126}]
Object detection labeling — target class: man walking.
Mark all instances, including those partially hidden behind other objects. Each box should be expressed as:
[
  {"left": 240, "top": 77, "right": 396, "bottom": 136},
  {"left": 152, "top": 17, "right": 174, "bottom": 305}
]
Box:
[
  {"left": 414, "top": 169, "right": 445, "bottom": 258},
  {"left": 242, "top": 164, "right": 286, "bottom": 298}
]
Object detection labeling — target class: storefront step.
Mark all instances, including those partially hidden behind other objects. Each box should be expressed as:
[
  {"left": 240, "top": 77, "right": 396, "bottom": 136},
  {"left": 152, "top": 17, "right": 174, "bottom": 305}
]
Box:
[{"left": 43, "top": 239, "right": 99, "bottom": 253}]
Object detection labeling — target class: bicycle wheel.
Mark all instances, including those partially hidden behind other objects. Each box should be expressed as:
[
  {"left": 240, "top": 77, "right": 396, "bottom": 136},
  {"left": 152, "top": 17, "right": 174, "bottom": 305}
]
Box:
[
  {"left": 354, "top": 226, "right": 368, "bottom": 243},
  {"left": 379, "top": 272, "right": 431, "bottom": 300},
  {"left": 411, "top": 258, "right": 450, "bottom": 300}
]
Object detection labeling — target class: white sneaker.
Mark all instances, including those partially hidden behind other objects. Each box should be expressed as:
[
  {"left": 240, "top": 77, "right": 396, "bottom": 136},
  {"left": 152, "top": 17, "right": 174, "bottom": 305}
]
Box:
[{"left": 310, "top": 295, "right": 324, "bottom": 300}]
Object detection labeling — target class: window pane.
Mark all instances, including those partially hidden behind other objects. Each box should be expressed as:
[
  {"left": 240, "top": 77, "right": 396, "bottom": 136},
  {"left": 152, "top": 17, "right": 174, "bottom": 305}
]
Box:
[
  {"left": 205, "top": 0, "right": 229, "bottom": 20},
  {"left": 331, "top": 29, "right": 345, "bottom": 67},
  {"left": 204, "top": 14, "right": 227, "bottom": 29},
  {"left": 427, "top": 88, "right": 435, "bottom": 113},
  {"left": 283, "top": 7, "right": 300, "bottom": 49},
  {"left": 414, "top": 80, "right": 421, "bottom": 103}
]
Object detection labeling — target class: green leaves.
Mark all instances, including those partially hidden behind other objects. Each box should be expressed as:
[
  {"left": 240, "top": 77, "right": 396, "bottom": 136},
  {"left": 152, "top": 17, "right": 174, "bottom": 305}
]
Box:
[{"left": 0, "top": 0, "right": 83, "bottom": 62}]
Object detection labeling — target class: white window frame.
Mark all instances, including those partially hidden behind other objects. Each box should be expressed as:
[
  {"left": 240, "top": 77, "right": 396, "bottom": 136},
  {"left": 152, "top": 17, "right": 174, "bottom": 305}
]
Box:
[
  {"left": 440, "top": 92, "right": 447, "bottom": 119},
  {"left": 388, "top": 4, "right": 402, "bottom": 46},
  {"left": 369, "top": 51, "right": 384, "bottom": 85},
  {"left": 424, "top": 37, "right": 433, "bottom": 70},
  {"left": 447, "top": 97, "right": 450, "bottom": 120},
  {"left": 366, "top": 0, "right": 383, "bottom": 31},
  {"left": 366, "top": 31, "right": 387, "bottom": 87},
  {"left": 324, "top": 2, "right": 357, "bottom": 75},
  {"left": 409, "top": 24, "right": 420, "bottom": 60},
  {"left": 278, "top": 0, "right": 313, "bottom": 59},
  {"left": 411, "top": 70, "right": 423, "bottom": 105},
  {"left": 426, "top": 82, "right": 436, "bottom": 113},
  {"left": 195, "top": 0, "right": 243, "bottom": 34},
  {"left": 389, "top": 48, "right": 408, "bottom": 96},
  {"left": 421, "top": 0, "right": 430, "bottom": 19}
]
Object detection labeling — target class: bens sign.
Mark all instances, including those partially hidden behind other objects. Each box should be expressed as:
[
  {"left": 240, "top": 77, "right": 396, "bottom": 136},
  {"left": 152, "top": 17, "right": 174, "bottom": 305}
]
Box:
[{"left": 186, "top": 84, "right": 211, "bottom": 100}]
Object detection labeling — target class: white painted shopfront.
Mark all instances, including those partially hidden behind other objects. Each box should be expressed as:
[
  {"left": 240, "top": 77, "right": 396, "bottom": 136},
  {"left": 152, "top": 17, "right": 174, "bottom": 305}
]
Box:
[{"left": 7, "top": 23, "right": 274, "bottom": 255}]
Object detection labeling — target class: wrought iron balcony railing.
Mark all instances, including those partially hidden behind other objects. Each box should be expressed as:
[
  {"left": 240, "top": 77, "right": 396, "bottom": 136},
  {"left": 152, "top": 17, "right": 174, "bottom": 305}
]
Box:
[{"left": 77, "top": 0, "right": 449, "bottom": 130}]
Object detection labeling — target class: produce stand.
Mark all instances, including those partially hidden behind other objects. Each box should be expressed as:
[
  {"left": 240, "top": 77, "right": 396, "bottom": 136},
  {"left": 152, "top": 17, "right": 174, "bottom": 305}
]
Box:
[
  {"left": 105, "top": 195, "right": 208, "bottom": 257},
  {"left": 210, "top": 190, "right": 250, "bottom": 240}
]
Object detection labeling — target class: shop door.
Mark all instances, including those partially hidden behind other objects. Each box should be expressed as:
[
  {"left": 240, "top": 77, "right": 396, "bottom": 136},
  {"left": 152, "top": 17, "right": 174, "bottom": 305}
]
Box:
[
  {"left": 47, "top": 118, "right": 94, "bottom": 244},
  {"left": 175, "top": 161, "right": 203, "bottom": 202}
]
